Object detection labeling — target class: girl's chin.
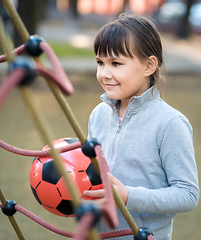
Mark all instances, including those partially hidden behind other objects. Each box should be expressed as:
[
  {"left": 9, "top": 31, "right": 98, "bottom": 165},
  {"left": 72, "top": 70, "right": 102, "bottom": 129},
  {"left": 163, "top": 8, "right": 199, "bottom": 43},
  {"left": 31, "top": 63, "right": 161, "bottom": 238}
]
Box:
[{"left": 106, "top": 93, "right": 119, "bottom": 100}]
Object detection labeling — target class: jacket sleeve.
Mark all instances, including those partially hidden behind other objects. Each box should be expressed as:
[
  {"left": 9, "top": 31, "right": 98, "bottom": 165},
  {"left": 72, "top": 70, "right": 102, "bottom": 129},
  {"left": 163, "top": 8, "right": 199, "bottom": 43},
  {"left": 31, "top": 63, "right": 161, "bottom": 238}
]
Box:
[
  {"left": 126, "top": 116, "right": 199, "bottom": 214},
  {"left": 88, "top": 110, "right": 94, "bottom": 139}
]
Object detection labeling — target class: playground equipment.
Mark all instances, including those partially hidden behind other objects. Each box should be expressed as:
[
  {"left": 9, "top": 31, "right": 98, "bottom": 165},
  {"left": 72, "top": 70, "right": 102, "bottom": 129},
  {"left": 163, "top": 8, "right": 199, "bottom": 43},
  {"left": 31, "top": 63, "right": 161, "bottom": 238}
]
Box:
[{"left": 0, "top": 0, "right": 155, "bottom": 239}]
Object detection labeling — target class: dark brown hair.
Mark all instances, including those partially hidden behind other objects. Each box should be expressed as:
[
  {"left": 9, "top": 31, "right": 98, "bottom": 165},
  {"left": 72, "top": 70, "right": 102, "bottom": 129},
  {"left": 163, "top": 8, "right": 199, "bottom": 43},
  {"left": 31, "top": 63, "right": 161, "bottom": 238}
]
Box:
[{"left": 94, "top": 13, "right": 164, "bottom": 89}]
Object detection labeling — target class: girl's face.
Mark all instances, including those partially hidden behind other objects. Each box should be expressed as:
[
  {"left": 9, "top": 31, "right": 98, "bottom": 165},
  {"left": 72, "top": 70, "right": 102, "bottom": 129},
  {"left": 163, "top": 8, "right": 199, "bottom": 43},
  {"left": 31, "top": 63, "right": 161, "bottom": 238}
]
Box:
[{"left": 96, "top": 53, "right": 151, "bottom": 108}]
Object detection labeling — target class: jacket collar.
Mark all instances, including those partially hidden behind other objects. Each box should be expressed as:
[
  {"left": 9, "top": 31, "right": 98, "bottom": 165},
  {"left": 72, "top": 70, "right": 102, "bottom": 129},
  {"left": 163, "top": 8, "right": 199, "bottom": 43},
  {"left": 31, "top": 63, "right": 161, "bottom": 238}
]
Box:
[{"left": 100, "top": 86, "right": 160, "bottom": 113}]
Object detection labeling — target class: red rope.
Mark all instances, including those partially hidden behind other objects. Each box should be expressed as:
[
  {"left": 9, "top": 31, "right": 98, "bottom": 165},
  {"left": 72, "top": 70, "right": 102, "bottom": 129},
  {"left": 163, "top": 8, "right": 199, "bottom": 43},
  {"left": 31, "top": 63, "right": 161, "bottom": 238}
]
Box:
[
  {"left": 148, "top": 235, "right": 155, "bottom": 240},
  {"left": 1, "top": 202, "right": 134, "bottom": 239},
  {"left": 14, "top": 204, "right": 74, "bottom": 238},
  {"left": 95, "top": 145, "right": 118, "bottom": 229},
  {"left": 0, "top": 68, "right": 26, "bottom": 109},
  {"left": 100, "top": 229, "right": 133, "bottom": 239},
  {"left": 0, "top": 139, "right": 81, "bottom": 157},
  {"left": 36, "top": 65, "right": 73, "bottom": 96},
  {"left": 13, "top": 204, "right": 133, "bottom": 239},
  {"left": 0, "top": 44, "right": 25, "bottom": 63},
  {"left": 39, "top": 41, "right": 74, "bottom": 95},
  {"left": 0, "top": 42, "right": 74, "bottom": 96},
  {"left": 0, "top": 201, "right": 143, "bottom": 239},
  {"left": 0, "top": 41, "right": 77, "bottom": 157},
  {"left": 74, "top": 213, "right": 95, "bottom": 240}
]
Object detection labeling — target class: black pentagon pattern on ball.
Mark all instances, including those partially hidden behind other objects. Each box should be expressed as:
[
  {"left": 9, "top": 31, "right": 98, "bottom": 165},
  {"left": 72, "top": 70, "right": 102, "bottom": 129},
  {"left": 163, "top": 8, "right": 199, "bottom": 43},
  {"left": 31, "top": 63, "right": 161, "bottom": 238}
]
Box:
[
  {"left": 42, "top": 160, "right": 61, "bottom": 184},
  {"left": 86, "top": 162, "right": 102, "bottom": 186},
  {"left": 31, "top": 185, "right": 42, "bottom": 205},
  {"left": 56, "top": 199, "right": 75, "bottom": 216},
  {"left": 32, "top": 157, "right": 37, "bottom": 163},
  {"left": 64, "top": 137, "right": 79, "bottom": 144}
]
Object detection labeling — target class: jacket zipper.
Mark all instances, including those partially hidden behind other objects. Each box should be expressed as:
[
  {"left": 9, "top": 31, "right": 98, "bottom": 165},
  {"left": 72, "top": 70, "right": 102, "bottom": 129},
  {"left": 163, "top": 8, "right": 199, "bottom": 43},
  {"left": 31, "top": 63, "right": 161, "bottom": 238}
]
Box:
[
  {"left": 109, "top": 106, "right": 123, "bottom": 171},
  {"left": 117, "top": 125, "right": 122, "bottom": 133},
  {"left": 109, "top": 123, "right": 122, "bottom": 172}
]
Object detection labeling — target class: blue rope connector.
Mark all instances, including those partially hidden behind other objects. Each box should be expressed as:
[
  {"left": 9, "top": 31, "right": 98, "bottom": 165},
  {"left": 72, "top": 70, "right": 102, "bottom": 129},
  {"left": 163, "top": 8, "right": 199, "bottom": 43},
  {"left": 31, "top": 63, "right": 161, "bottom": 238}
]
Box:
[
  {"left": 134, "top": 227, "right": 154, "bottom": 240},
  {"left": 2, "top": 200, "right": 17, "bottom": 216},
  {"left": 82, "top": 138, "right": 100, "bottom": 158},
  {"left": 25, "top": 35, "right": 44, "bottom": 57}
]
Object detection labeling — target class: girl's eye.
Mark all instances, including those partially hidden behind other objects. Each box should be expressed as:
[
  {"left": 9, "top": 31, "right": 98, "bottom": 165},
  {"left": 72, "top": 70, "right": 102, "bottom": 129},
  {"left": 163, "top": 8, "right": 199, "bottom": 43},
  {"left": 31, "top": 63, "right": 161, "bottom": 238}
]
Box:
[
  {"left": 97, "top": 61, "right": 104, "bottom": 66},
  {"left": 112, "top": 62, "right": 121, "bottom": 67}
]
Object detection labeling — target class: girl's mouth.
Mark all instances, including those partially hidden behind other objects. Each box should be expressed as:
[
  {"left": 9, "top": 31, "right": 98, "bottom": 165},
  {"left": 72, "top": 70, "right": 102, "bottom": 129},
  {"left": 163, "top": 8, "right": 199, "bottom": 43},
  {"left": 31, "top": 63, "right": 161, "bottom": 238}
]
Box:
[{"left": 105, "top": 84, "right": 119, "bottom": 87}]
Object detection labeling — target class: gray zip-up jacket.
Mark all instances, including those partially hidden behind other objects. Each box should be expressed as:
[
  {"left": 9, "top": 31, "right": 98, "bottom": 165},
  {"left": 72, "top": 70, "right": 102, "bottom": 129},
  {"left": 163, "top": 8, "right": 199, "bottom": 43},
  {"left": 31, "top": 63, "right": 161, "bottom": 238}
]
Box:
[{"left": 88, "top": 87, "right": 199, "bottom": 240}]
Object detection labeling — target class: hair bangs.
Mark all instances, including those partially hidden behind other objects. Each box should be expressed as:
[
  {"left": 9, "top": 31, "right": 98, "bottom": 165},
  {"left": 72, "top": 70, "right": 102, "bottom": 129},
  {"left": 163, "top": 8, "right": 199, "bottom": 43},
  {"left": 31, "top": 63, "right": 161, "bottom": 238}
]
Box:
[{"left": 94, "top": 23, "right": 134, "bottom": 58}]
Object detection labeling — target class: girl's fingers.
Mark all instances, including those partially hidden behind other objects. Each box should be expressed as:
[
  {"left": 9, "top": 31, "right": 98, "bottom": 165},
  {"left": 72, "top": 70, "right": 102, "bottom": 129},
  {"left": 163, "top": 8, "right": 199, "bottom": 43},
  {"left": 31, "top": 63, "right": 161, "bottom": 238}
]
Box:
[
  {"left": 108, "top": 172, "right": 128, "bottom": 205},
  {"left": 83, "top": 189, "right": 105, "bottom": 198},
  {"left": 93, "top": 197, "right": 106, "bottom": 207}
]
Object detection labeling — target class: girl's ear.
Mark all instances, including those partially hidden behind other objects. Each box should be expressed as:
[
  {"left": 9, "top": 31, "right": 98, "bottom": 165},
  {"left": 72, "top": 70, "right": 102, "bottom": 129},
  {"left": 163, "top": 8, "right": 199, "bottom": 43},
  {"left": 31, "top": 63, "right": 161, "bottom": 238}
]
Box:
[{"left": 144, "top": 56, "right": 158, "bottom": 77}]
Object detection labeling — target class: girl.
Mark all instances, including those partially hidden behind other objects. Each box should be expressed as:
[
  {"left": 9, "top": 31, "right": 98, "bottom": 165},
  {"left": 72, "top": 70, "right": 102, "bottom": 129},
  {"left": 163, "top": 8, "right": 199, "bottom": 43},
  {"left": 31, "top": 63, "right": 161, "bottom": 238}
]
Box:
[{"left": 83, "top": 13, "right": 199, "bottom": 240}]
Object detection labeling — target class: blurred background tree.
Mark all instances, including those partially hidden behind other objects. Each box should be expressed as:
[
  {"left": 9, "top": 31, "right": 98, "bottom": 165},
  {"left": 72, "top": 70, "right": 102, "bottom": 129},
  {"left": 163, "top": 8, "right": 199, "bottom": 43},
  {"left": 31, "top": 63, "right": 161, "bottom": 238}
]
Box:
[
  {"left": 68, "top": 0, "right": 79, "bottom": 19},
  {"left": 13, "top": 0, "right": 47, "bottom": 47},
  {"left": 176, "top": 0, "right": 196, "bottom": 39}
]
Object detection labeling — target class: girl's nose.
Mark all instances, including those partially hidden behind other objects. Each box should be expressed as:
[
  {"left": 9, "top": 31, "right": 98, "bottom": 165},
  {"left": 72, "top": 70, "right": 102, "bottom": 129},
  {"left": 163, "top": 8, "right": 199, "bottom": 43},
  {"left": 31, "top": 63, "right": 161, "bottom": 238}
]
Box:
[{"left": 101, "top": 66, "right": 112, "bottom": 79}]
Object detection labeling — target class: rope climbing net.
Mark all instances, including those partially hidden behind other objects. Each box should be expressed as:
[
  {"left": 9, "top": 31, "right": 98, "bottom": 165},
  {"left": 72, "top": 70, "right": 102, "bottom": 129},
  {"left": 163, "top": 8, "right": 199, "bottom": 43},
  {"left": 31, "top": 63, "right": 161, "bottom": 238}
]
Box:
[{"left": 0, "top": 1, "right": 155, "bottom": 239}]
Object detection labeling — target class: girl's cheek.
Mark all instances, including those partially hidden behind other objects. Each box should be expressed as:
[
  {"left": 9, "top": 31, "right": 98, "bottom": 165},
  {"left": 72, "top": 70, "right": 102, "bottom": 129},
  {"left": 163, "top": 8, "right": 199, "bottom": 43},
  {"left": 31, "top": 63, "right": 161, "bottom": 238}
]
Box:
[
  {"left": 96, "top": 72, "right": 101, "bottom": 81},
  {"left": 97, "top": 74, "right": 103, "bottom": 85}
]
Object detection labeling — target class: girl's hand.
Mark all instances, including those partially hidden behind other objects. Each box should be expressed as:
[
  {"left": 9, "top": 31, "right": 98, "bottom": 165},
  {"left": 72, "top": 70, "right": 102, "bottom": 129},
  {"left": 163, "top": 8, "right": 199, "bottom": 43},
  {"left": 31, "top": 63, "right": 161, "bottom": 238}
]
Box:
[{"left": 83, "top": 173, "right": 128, "bottom": 207}]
